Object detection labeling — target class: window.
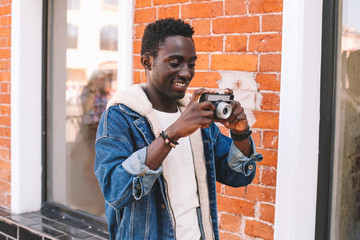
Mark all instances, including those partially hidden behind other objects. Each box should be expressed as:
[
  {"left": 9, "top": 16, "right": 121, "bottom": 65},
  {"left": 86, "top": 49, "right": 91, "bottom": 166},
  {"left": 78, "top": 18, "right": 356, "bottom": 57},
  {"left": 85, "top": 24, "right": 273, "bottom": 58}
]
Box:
[
  {"left": 68, "top": 0, "right": 80, "bottom": 10},
  {"left": 329, "top": 0, "right": 360, "bottom": 238},
  {"left": 67, "top": 24, "right": 78, "bottom": 49},
  {"left": 104, "top": 0, "right": 118, "bottom": 6},
  {"left": 48, "top": 0, "right": 119, "bottom": 217},
  {"left": 100, "top": 25, "right": 118, "bottom": 51}
]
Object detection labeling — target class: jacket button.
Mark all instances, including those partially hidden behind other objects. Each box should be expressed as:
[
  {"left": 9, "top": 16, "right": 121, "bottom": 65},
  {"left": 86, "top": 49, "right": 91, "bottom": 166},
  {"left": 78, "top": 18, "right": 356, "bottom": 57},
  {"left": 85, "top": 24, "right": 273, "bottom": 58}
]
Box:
[
  {"left": 248, "top": 164, "right": 254, "bottom": 170},
  {"left": 161, "top": 204, "right": 166, "bottom": 209}
]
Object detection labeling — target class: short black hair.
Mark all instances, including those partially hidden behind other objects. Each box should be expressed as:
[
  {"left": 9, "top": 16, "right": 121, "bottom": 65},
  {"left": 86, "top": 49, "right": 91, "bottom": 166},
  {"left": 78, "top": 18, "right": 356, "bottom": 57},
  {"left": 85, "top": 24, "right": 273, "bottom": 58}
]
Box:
[{"left": 141, "top": 18, "right": 194, "bottom": 57}]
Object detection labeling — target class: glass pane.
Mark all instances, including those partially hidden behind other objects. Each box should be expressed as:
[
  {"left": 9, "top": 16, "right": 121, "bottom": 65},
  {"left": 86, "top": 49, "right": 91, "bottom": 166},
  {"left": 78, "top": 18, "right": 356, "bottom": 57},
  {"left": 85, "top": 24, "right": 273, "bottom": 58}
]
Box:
[
  {"left": 330, "top": 0, "right": 360, "bottom": 238},
  {"left": 48, "top": 0, "right": 119, "bottom": 217}
]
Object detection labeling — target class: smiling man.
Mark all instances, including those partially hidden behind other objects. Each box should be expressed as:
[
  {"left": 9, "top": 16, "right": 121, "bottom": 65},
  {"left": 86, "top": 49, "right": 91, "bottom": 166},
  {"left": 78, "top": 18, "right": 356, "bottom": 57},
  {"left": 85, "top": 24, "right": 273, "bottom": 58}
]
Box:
[{"left": 95, "top": 18, "right": 263, "bottom": 240}]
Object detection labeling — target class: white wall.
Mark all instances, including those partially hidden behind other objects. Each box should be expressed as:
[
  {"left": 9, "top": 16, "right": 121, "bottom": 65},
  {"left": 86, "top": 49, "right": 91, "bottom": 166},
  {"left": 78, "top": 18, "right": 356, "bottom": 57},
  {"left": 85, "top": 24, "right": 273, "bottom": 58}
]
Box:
[{"left": 274, "top": 0, "right": 323, "bottom": 239}]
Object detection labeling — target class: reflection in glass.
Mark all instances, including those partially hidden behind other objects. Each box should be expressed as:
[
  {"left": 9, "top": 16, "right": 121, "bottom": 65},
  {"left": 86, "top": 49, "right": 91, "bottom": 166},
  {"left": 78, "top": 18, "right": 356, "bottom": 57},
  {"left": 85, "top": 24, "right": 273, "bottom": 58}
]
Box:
[
  {"left": 331, "top": 0, "right": 360, "bottom": 238},
  {"left": 49, "top": 0, "right": 119, "bottom": 217}
]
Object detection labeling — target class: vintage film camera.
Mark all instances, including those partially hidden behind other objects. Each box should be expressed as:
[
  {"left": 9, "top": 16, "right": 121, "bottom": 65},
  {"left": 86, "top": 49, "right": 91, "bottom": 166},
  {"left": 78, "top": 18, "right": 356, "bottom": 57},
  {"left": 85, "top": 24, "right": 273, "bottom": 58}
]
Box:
[{"left": 199, "top": 92, "right": 234, "bottom": 119}]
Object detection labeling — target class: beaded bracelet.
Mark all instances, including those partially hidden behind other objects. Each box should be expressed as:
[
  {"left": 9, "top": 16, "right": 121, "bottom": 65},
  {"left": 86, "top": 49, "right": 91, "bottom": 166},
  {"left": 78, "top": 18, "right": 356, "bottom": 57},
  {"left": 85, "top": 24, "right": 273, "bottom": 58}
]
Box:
[{"left": 158, "top": 131, "right": 179, "bottom": 148}]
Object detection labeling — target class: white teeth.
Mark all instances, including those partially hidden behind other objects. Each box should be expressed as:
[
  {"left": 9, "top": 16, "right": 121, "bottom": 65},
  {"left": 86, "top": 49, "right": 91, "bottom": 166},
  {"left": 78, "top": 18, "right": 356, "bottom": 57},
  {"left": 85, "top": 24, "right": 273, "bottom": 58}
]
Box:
[{"left": 175, "top": 83, "right": 186, "bottom": 87}]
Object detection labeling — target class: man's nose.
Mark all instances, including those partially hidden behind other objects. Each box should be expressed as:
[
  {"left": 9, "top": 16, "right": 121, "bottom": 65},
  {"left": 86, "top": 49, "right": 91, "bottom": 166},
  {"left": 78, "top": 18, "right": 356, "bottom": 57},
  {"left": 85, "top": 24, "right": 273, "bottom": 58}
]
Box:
[{"left": 178, "top": 65, "right": 192, "bottom": 80}]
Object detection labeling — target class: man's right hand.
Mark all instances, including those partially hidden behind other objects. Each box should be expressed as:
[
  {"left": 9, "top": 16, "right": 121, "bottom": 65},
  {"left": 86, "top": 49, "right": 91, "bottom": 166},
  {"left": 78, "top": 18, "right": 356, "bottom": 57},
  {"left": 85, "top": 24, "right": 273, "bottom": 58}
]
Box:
[{"left": 166, "top": 88, "right": 216, "bottom": 141}]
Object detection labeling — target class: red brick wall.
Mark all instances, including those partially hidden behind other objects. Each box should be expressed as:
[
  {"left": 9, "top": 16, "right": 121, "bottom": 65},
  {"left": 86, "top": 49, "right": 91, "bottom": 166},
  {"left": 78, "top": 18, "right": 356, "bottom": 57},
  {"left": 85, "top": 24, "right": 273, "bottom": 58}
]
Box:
[
  {"left": 0, "top": 0, "right": 11, "bottom": 210},
  {"left": 133, "top": 1, "right": 282, "bottom": 239}
]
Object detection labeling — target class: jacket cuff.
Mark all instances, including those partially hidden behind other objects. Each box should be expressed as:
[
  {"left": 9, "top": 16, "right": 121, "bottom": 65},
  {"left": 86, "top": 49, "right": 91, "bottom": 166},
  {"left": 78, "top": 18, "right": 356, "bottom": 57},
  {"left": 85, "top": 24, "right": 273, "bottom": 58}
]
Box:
[
  {"left": 227, "top": 137, "right": 263, "bottom": 176},
  {"left": 122, "top": 147, "right": 162, "bottom": 200}
]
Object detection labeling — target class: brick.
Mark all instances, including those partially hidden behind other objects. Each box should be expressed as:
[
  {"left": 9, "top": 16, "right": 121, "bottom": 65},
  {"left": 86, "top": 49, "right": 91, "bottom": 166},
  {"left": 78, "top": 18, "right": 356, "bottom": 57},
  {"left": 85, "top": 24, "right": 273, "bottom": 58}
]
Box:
[
  {"left": 0, "top": 169, "right": 10, "bottom": 182},
  {"left": 191, "top": 19, "right": 211, "bottom": 36},
  {"left": 195, "top": 54, "right": 209, "bottom": 70},
  {"left": 0, "top": 37, "right": 9, "bottom": 47},
  {"left": 0, "top": 5, "right": 11, "bottom": 15},
  {"left": 245, "top": 185, "right": 276, "bottom": 203},
  {"left": 225, "top": 35, "right": 247, "bottom": 52},
  {"left": 0, "top": 16, "right": 11, "bottom": 26},
  {"left": 0, "top": 138, "right": 10, "bottom": 148},
  {"left": 251, "top": 129, "right": 261, "bottom": 148},
  {"left": 261, "top": 167, "right": 277, "bottom": 187},
  {"left": 216, "top": 182, "right": 223, "bottom": 194},
  {"left": 256, "top": 148, "right": 277, "bottom": 167},
  {"left": 262, "top": 130, "right": 278, "bottom": 149},
  {"left": 224, "top": 185, "right": 246, "bottom": 198},
  {"left": 0, "top": 105, "right": 10, "bottom": 115},
  {"left": 245, "top": 220, "right": 274, "bottom": 240},
  {"left": 0, "top": 94, "right": 10, "bottom": 104},
  {"left": 134, "top": 8, "right": 156, "bottom": 24},
  {"left": 0, "top": 60, "right": 9, "bottom": 70},
  {"left": 134, "top": 0, "right": 151, "bottom": 8},
  {"left": 0, "top": 49, "right": 10, "bottom": 59},
  {"left": 0, "top": 181, "right": 10, "bottom": 192},
  {"left": 260, "top": 203, "right": 275, "bottom": 223},
  {"left": 194, "top": 36, "right": 223, "bottom": 52},
  {"left": 225, "top": 0, "right": 247, "bottom": 16},
  {"left": 189, "top": 71, "right": 221, "bottom": 88},
  {"left": 219, "top": 213, "right": 242, "bottom": 233},
  {"left": 0, "top": 27, "right": 10, "bottom": 38},
  {"left": 0, "top": 116, "right": 10, "bottom": 126},
  {"left": 260, "top": 54, "right": 281, "bottom": 72},
  {"left": 218, "top": 125, "right": 229, "bottom": 136},
  {"left": 133, "top": 40, "right": 141, "bottom": 54},
  {"left": 262, "top": 14, "right": 283, "bottom": 32},
  {"left": 0, "top": 127, "right": 10, "bottom": 137},
  {"left": 256, "top": 73, "right": 280, "bottom": 91},
  {"left": 133, "top": 71, "right": 141, "bottom": 84},
  {"left": 253, "top": 111, "right": 279, "bottom": 129},
  {"left": 153, "top": 0, "right": 188, "bottom": 5},
  {"left": 219, "top": 231, "right": 241, "bottom": 240},
  {"left": 211, "top": 54, "right": 258, "bottom": 71},
  {"left": 134, "top": 24, "right": 146, "bottom": 40},
  {"left": 0, "top": 72, "right": 10, "bottom": 82},
  {"left": 158, "top": 5, "right": 179, "bottom": 19},
  {"left": 217, "top": 195, "right": 255, "bottom": 217},
  {"left": 253, "top": 168, "right": 260, "bottom": 184},
  {"left": 261, "top": 93, "right": 280, "bottom": 111},
  {"left": 181, "top": 2, "right": 223, "bottom": 19},
  {"left": 213, "top": 17, "right": 260, "bottom": 34},
  {"left": 249, "top": 34, "right": 282, "bottom": 52},
  {"left": 133, "top": 55, "right": 143, "bottom": 70},
  {"left": 249, "top": 0, "right": 283, "bottom": 14},
  {"left": 0, "top": 148, "right": 9, "bottom": 161},
  {"left": 0, "top": 159, "right": 10, "bottom": 171}
]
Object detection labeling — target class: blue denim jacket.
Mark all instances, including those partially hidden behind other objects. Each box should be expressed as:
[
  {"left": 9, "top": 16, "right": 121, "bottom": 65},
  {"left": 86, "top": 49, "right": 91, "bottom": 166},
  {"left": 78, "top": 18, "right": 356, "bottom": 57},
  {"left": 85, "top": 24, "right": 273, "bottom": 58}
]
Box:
[{"left": 95, "top": 102, "right": 263, "bottom": 240}]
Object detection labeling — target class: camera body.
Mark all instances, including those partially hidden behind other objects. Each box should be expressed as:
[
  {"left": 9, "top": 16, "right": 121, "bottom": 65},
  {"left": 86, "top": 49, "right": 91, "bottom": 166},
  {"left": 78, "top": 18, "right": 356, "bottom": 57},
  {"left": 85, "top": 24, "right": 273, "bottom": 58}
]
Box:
[{"left": 199, "top": 93, "right": 234, "bottom": 119}]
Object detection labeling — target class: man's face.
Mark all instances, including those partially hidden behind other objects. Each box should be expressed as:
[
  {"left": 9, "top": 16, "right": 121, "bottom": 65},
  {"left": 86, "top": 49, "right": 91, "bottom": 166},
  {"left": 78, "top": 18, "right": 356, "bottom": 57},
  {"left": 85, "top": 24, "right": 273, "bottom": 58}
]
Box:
[{"left": 147, "top": 35, "right": 197, "bottom": 101}]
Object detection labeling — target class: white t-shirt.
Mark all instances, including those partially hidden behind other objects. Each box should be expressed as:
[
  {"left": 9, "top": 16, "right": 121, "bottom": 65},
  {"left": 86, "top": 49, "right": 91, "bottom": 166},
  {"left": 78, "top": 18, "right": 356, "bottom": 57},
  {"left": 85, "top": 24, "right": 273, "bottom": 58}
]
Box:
[{"left": 153, "top": 108, "right": 201, "bottom": 240}]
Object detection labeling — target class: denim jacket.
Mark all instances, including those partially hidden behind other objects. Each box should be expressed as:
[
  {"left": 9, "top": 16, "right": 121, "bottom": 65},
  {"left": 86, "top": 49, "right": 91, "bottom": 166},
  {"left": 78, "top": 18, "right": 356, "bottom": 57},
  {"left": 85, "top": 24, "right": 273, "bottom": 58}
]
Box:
[{"left": 94, "top": 85, "right": 263, "bottom": 240}]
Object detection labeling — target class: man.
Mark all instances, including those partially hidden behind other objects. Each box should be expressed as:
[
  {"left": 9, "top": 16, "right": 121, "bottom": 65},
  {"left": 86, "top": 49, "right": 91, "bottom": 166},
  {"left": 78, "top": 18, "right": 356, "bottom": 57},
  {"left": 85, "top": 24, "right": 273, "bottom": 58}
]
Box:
[{"left": 95, "top": 18, "right": 262, "bottom": 240}]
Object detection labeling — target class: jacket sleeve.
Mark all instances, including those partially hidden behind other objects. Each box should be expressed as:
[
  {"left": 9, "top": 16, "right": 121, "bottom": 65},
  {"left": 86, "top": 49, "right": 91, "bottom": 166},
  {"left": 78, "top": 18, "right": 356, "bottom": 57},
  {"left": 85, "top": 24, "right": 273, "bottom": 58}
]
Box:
[
  {"left": 94, "top": 106, "right": 161, "bottom": 211},
  {"left": 210, "top": 123, "right": 263, "bottom": 187}
]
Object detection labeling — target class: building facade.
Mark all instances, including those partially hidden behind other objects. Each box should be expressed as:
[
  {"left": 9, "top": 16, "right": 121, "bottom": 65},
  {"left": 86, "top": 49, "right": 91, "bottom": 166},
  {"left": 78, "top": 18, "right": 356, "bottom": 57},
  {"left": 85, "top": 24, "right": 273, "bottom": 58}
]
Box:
[{"left": 0, "top": 0, "right": 358, "bottom": 239}]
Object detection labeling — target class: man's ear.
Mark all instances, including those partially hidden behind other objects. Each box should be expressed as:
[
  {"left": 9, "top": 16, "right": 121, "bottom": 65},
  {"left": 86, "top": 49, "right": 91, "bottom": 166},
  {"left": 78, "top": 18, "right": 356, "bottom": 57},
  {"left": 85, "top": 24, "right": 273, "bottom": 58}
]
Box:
[{"left": 141, "top": 54, "right": 152, "bottom": 71}]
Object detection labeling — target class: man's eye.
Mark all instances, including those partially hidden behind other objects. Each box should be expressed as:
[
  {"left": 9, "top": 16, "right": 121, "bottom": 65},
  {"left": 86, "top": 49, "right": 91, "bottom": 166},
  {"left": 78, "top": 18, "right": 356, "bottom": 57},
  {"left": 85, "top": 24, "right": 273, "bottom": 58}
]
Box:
[
  {"left": 169, "top": 62, "right": 180, "bottom": 68},
  {"left": 189, "top": 63, "right": 196, "bottom": 68}
]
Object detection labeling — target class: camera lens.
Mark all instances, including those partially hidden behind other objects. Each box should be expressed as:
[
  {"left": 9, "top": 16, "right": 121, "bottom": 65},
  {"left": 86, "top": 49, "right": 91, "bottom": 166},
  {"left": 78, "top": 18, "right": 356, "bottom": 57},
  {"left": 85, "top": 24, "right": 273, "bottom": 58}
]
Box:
[{"left": 215, "top": 102, "right": 232, "bottom": 119}]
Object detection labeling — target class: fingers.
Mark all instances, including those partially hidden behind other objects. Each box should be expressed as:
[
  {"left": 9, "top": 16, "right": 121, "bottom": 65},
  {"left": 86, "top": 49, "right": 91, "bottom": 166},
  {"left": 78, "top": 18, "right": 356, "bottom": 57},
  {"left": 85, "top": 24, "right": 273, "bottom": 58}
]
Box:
[
  {"left": 189, "top": 88, "right": 209, "bottom": 105},
  {"left": 223, "top": 88, "right": 234, "bottom": 95}
]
